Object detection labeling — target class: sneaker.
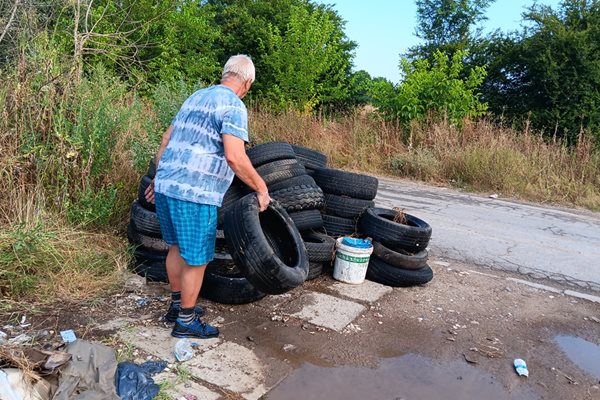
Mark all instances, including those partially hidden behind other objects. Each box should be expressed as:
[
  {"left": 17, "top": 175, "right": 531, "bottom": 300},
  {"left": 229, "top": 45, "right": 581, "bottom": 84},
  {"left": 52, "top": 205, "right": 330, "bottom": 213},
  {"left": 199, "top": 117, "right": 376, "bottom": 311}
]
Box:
[
  {"left": 171, "top": 317, "right": 219, "bottom": 339},
  {"left": 163, "top": 303, "right": 204, "bottom": 323}
]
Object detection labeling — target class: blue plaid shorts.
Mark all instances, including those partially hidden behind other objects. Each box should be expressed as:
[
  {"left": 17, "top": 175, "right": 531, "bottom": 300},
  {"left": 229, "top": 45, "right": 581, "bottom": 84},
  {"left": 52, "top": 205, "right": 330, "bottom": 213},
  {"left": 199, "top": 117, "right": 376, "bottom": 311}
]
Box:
[{"left": 154, "top": 193, "right": 217, "bottom": 266}]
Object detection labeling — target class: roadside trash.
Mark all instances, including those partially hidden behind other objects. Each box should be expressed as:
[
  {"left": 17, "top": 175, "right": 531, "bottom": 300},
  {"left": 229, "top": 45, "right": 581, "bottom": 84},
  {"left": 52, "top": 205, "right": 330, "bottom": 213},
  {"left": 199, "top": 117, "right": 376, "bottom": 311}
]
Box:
[
  {"left": 20, "top": 316, "right": 30, "bottom": 328},
  {"left": 282, "top": 344, "right": 297, "bottom": 352},
  {"left": 0, "top": 369, "right": 54, "bottom": 400},
  {"left": 174, "top": 339, "right": 194, "bottom": 362},
  {"left": 116, "top": 361, "right": 165, "bottom": 400},
  {"left": 137, "top": 298, "right": 149, "bottom": 306},
  {"left": 333, "top": 237, "right": 373, "bottom": 284},
  {"left": 0, "top": 331, "right": 8, "bottom": 345},
  {"left": 8, "top": 334, "right": 32, "bottom": 345},
  {"left": 60, "top": 329, "right": 77, "bottom": 343},
  {"left": 514, "top": 358, "right": 529, "bottom": 377},
  {"left": 489, "top": 194, "right": 499, "bottom": 199}
]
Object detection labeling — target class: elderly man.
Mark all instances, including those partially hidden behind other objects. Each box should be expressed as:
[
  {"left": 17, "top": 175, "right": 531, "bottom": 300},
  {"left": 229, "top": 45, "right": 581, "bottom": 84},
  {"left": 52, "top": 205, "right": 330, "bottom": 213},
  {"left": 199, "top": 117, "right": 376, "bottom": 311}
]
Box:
[{"left": 146, "top": 55, "right": 270, "bottom": 339}]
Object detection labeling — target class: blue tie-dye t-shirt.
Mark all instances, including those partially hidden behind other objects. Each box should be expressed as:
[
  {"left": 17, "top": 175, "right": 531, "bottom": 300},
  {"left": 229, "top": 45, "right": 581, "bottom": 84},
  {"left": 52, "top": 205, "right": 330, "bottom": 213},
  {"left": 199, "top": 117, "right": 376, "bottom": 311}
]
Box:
[{"left": 154, "top": 85, "right": 248, "bottom": 206}]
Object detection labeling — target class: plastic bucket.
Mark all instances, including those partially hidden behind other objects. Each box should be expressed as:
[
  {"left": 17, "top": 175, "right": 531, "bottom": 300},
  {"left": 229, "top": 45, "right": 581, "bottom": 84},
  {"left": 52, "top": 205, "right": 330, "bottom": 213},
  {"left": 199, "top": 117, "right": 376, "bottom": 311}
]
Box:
[{"left": 333, "top": 237, "right": 373, "bottom": 284}]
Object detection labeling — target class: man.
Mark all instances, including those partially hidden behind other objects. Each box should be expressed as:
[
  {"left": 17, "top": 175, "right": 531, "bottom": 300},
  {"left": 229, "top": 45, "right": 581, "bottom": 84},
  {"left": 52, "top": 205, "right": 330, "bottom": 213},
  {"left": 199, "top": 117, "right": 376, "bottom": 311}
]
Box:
[{"left": 145, "top": 55, "right": 271, "bottom": 339}]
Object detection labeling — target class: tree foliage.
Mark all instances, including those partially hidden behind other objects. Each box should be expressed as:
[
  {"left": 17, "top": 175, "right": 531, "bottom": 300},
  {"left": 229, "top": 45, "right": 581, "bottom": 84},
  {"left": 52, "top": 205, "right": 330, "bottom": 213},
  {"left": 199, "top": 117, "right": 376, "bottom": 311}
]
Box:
[
  {"left": 482, "top": 0, "right": 600, "bottom": 143},
  {"left": 371, "top": 50, "right": 488, "bottom": 126}
]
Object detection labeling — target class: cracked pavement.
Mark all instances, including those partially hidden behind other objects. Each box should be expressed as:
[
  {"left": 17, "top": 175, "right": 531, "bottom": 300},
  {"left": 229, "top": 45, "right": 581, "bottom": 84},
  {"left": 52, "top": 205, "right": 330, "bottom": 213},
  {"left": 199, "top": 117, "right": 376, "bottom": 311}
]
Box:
[{"left": 375, "top": 177, "right": 600, "bottom": 291}]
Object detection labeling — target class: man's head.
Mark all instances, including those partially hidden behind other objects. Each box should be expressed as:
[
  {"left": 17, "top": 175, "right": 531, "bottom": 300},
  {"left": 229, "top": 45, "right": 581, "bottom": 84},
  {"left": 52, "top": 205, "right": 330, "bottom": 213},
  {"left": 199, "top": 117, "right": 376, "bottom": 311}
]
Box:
[{"left": 221, "top": 55, "right": 255, "bottom": 99}]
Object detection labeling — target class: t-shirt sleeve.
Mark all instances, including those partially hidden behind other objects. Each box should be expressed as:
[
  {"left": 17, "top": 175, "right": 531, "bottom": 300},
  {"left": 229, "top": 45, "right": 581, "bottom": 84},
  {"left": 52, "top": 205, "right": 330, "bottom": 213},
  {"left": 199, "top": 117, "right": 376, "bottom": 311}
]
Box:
[{"left": 220, "top": 104, "right": 249, "bottom": 142}]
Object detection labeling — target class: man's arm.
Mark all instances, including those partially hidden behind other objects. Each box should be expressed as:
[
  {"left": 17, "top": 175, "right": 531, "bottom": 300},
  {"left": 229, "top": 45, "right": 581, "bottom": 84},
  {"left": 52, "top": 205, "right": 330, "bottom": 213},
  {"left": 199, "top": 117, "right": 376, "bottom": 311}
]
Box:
[
  {"left": 223, "top": 134, "right": 271, "bottom": 212},
  {"left": 145, "top": 125, "right": 173, "bottom": 204}
]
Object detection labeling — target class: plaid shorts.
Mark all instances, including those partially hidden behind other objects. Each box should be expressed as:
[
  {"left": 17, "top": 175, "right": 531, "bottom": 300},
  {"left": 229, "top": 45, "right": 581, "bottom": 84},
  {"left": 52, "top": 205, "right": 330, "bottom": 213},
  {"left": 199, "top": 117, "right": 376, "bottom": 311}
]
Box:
[{"left": 154, "top": 193, "right": 217, "bottom": 266}]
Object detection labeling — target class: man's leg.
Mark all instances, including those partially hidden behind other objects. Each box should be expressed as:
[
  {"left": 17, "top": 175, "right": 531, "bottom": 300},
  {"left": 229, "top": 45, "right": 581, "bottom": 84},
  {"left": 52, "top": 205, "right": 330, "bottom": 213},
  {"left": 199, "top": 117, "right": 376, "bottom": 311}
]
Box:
[{"left": 166, "top": 245, "right": 186, "bottom": 292}]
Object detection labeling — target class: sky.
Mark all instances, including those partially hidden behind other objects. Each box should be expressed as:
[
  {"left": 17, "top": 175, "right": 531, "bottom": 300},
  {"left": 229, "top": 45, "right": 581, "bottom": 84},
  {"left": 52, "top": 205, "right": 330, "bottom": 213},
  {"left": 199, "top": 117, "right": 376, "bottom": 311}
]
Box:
[{"left": 315, "top": 0, "right": 562, "bottom": 82}]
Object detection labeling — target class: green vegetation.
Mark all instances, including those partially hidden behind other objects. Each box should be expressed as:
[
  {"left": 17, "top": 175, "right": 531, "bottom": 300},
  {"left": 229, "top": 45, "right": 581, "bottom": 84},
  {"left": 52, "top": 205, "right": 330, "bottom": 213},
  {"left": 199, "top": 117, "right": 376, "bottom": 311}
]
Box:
[{"left": 0, "top": 0, "right": 599, "bottom": 301}]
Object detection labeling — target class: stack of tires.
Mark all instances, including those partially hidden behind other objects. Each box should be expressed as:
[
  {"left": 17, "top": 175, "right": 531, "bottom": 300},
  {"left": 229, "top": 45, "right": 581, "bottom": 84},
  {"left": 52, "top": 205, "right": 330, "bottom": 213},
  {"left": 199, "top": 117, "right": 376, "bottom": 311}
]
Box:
[
  {"left": 358, "top": 208, "right": 434, "bottom": 287},
  {"left": 127, "top": 160, "right": 169, "bottom": 282},
  {"left": 312, "top": 168, "right": 378, "bottom": 238}
]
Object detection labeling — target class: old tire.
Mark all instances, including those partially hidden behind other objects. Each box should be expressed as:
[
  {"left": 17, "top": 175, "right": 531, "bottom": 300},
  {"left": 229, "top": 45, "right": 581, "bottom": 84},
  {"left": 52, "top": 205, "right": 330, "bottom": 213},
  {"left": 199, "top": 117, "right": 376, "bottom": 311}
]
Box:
[
  {"left": 322, "top": 214, "right": 356, "bottom": 237},
  {"left": 270, "top": 184, "right": 325, "bottom": 212},
  {"left": 268, "top": 174, "right": 316, "bottom": 192},
  {"left": 371, "top": 241, "right": 428, "bottom": 270},
  {"left": 131, "top": 249, "right": 167, "bottom": 282},
  {"left": 302, "top": 232, "right": 336, "bottom": 262},
  {"left": 127, "top": 223, "right": 169, "bottom": 254},
  {"left": 223, "top": 194, "right": 309, "bottom": 294},
  {"left": 200, "top": 253, "right": 267, "bottom": 304},
  {"left": 147, "top": 159, "right": 157, "bottom": 179},
  {"left": 366, "top": 257, "right": 433, "bottom": 287},
  {"left": 256, "top": 159, "right": 306, "bottom": 187},
  {"left": 358, "top": 208, "right": 431, "bottom": 253},
  {"left": 246, "top": 142, "right": 296, "bottom": 167},
  {"left": 307, "top": 261, "right": 324, "bottom": 280},
  {"left": 288, "top": 210, "right": 324, "bottom": 231},
  {"left": 323, "top": 194, "right": 374, "bottom": 218},
  {"left": 312, "top": 168, "right": 378, "bottom": 200},
  {"left": 130, "top": 201, "right": 162, "bottom": 238},
  {"left": 290, "top": 144, "right": 327, "bottom": 170},
  {"left": 218, "top": 184, "right": 245, "bottom": 227}
]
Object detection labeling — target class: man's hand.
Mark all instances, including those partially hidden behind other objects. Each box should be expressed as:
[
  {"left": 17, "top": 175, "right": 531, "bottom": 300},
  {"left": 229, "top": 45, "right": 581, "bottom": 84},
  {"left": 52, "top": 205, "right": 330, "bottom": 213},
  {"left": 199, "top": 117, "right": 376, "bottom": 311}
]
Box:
[
  {"left": 145, "top": 180, "right": 155, "bottom": 204},
  {"left": 257, "top": 191, "right": 271, "bottom": 212}
]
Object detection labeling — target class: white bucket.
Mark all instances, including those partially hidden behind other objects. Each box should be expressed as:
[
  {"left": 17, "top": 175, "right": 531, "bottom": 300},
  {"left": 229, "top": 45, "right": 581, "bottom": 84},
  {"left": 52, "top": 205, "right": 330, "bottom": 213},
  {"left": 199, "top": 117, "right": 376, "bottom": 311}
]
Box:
[{"left": 333, "top": 237, "right": 373, "bottom": 284}]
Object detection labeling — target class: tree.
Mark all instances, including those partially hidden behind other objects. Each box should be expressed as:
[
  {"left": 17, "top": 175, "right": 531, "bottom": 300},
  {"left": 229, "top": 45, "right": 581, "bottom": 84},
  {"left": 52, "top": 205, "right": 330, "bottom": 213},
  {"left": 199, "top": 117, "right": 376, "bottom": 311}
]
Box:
[
  {"left": 370, "top": 50, "right": 487, "bottom": 126},
  {"left": 206, "top": 0, "right": 355, "bottom": 110},
  {"left": 482, "top": 0, "right": 600, "bottom": 143},
  {"left": 408, "top": 0, "right": 494, "bottom": 60}
]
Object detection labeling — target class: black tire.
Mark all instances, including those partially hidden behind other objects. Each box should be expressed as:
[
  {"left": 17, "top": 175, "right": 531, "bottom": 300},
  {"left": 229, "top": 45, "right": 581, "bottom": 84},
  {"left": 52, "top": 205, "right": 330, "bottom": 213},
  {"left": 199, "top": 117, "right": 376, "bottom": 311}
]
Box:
[
  {"left": 322, "top": 214, "right": 356, "bottom": 237},
  {"left": 246, "top": 142, "right": 296, "bottom": 167},
  {"left": 131, "top": 249, "right": 168, "bottom": 282},
  {"left": 200, "top": 253, "right": 267, "bottom": 304},
  {"left": 147, "top": 159, "right": 157, "bottom": 179},
  {"left": 256, "top": 159, "right": 306, "bottom": 187},
  {"left": 268, "top": 174, "right": 316, "bottom": 192},
  {"left": 270, "top": 184, "right": 325, "bottom": 212},
  {"left": 138, "top": 175, "right": 155, "bottom": 212},
  {"left": 307, "top": 261, "right": 324, "bottom": 280},
  {"left": 358, "top": 208, "right": 432, "bottom": 253},
  {"left": 366, "top": 257, "right": 433, "bottom": 287},
  {"left": 223, "top": 194, "right": 309, "bottom": 294},
  {"left": 130, "top": 201, "right": 162, "bottom": 238},
  {"left": 302, "top": 232, "right": 336, "bottom": 262},
  {"left": 218, "top": 184, "right": 245, "bottom": 227},
  {"left": 290, "top": 144, "right": 327, "bottom": 169},
  {"left": 288, "top": 210, "right": 324, "bottom": 231},
  {"left": 371, "top": 241, "right": 428, "bottom": 270},
  {"left": 128, "top": 222, "right": 169, "bottom": 254},
  {"left": 312, "top": 168, "right": 378, "bottom": 200},
  {"left": 323, "top": 194, "right": 374, "bottom": 218}
]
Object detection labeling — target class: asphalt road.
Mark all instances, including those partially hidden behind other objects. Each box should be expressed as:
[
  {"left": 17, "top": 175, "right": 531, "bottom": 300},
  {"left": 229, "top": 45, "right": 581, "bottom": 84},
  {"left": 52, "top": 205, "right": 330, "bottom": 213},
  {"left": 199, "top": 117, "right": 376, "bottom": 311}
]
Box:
[{"left": 374, "top": 177, "right": 600, "bottom": 291}]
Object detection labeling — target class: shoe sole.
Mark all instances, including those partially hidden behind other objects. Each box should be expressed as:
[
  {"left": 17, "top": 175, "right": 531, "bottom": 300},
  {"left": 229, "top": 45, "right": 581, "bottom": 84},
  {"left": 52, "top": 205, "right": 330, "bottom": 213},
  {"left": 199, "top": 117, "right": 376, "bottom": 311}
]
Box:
[{"left": 171, "top": 331, "right": 219, "bottom": 339}]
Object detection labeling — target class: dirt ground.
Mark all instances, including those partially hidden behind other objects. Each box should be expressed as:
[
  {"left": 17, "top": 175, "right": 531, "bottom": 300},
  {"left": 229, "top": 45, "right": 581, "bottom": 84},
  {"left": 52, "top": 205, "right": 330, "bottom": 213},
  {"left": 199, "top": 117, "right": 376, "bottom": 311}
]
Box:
[{"left": 2, "top": 256, "right": 600, "bottom": 400}]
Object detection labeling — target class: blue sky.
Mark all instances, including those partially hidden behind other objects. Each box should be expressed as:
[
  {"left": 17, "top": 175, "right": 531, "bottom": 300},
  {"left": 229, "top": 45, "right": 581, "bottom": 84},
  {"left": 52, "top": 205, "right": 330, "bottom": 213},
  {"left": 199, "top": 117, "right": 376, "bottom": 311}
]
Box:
[{"left": 316, "top": 0, "right": 562, "bottom": 82}]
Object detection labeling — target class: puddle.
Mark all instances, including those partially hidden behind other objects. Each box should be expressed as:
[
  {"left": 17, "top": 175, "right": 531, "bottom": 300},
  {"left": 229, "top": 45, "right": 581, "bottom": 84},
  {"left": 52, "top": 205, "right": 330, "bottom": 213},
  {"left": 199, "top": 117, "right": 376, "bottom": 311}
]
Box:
[
  {"left": 555, "top": 335, "right": 600, "bottom": 379},
  {"left": 267, "top": 353, "right": 539, "bottom": 400}
]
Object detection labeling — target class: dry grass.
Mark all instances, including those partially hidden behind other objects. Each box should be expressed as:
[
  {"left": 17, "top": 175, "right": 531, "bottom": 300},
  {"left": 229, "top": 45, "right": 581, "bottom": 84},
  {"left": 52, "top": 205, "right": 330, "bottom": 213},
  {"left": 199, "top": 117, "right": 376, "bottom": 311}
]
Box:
[
  {"left": 0, "top": 209, "right": 129, "bottom": 302},
  {"left": 250, "top": 109, "right": 600, "bottom": 211}
]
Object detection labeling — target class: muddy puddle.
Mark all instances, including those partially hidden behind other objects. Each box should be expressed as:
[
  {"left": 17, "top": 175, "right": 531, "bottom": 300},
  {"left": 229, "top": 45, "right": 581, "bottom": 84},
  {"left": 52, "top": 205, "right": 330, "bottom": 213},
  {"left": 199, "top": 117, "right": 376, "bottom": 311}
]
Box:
[
  {"left": 555, "top": 335, "right": 600, "bottom": 379},
  {"left": 267, "top": 353, "right": 539, "bottom": 400}
]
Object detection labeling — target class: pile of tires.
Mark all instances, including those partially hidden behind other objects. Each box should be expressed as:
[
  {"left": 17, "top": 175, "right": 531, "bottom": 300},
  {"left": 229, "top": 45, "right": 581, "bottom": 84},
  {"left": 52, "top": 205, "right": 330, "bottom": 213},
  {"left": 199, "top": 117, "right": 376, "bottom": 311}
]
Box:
[
  {"left": 358, "top": 208, "right": 434, "bottom": 287},
  {"left": 313, "top": 168, "right": 378, "bottom": 238}
]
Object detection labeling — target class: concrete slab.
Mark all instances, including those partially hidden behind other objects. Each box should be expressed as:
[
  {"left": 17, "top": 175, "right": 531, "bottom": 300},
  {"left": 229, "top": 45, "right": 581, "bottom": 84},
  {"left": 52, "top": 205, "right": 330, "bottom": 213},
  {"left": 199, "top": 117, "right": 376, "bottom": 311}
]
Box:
[
  {"left": 506, "top": 277, "right": 564, "bottom": 294},
  {"left": 186, "top": 341, "right": 285, "bottom": 400},
  {"left": 329, "top": 280, "right": 393, "bottom": 303},
  {"left": 154, "top": 372, "right": 221, "bottom": 400},
  {"left": 283, "top": 292, "right": 365, "bottom": 331},
  {"left": 119, "top": 325, "right": 220, "bottom": 362}
]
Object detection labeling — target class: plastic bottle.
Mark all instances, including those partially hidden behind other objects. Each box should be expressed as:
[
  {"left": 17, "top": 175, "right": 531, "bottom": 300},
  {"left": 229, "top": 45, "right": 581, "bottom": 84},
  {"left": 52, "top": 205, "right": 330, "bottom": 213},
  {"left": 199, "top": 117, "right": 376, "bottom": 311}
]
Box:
[
  {"left": 174, "top": 339, "right": 194, "bottom": 362},
  {"left": 514, "top": 358, "right": 529, "bottom": 377}
]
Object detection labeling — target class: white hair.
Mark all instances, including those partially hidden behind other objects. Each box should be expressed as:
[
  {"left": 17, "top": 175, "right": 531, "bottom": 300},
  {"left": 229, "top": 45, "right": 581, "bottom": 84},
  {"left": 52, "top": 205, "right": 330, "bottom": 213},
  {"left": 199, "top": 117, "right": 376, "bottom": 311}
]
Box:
[{"left": 221, "top": 54, "right": 255, "bottom": 83}]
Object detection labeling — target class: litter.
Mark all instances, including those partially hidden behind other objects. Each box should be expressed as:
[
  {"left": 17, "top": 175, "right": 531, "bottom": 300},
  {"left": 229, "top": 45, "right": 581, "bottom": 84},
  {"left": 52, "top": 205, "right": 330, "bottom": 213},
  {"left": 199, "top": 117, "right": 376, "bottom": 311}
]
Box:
[
  {"left": 116, "top": 361, "right": 166, "bottom": 400},
  {"left": 59, "top": 330, "right": 77, "bottom": 343},
  {"left": 514, "top": 358, "right": 529, "bottom": 377},
  {"left": 174, "top": 339, "right": 194, "bottom": 362}
]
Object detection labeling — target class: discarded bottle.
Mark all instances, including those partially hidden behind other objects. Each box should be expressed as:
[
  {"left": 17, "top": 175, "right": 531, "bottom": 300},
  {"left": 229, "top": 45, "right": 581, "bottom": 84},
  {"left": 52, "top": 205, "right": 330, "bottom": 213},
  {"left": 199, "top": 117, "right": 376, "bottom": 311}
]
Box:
[
  {"left": 174, "top": 339, "right": 194, "bottom": 362},
  {"left": 514, "top": 358, "right": 529, "bottom": 377}
]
